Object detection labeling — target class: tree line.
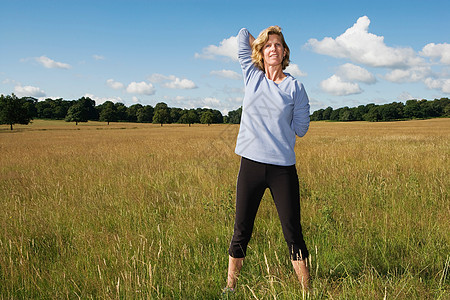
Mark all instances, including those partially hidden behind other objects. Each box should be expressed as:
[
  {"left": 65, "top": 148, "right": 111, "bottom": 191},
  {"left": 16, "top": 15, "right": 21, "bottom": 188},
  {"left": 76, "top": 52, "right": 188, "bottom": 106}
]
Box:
[
  {"left": 311, "top": 98, "right": 450, "bottom": 122},
  {"left": 0, "top": 94, "right": 242, "bottom": 130},
  {"left": 1, "top": 93, "right": 448, "bottom": 130}
]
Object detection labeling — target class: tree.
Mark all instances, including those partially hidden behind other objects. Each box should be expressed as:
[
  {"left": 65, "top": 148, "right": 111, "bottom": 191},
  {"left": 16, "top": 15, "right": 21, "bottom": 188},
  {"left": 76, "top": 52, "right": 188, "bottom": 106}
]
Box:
[
  {"left": 379, "top": 102, "right": 404, "bottom": 121},
  {"left": 126, "top": 104, "right": 143, "bottom": 122},
  {"left": 137, "top": 105, "right": 154, "bottom": 123},
  {"left": 153, "top": 102, "right": 170, "bottom": 126},
  {"left": 322, "top": 106, "right": 333, "bottom": 120},
  {"left": 444, "top": 103, "right": 450, "bottom": 117},
  {"left": 178, "top": 111, "right": 190, "bottom": 125},
  {"left": 153, "top": 109, "right": 170, "bottom": 126},
  {"left": 36, "top": 98, "right": 70, "bottom": 119},
  {"left": 65, "top": 96, "right": 98, "bottom": 124},
  {"left": 99, "top": 101, "right": 117, "bottom": 125},
  {"left": 211, "top": 109, "right": 223, "bottom": 123},
  {"left": 187, "top": 109, "right": 199, "bottom": 124},
  {"left": 420, "top": 100, "right": 440, "bottom": 118},
  {"left": 330, "top": 108, "right": 340, "bottom": 121},
  {"left": 227, "top": 107, "right": 242, "bottom": 124},
  {"left": 154, "top": 102, "right": 169, "bottom": 112},
  {"left": 65, "top": 102, "right": 88, "bottom": 125},
  {"left": 353, "top": 105, "right": 367, "bottom": 121},
  {"left": 404, "top": 99, "right": 422, "bottom": 119},
  {"left": 338, "top": 107, "right": 354, "bottom": 121},
  {"left": 436, "top": 98, "right": 449, "bottom": 116},
  {"left": 200, "top": 110, "right": 214, "bottom": 125},
  {"left": 310, "top": 109, "right": 324, "bottom": 121},
  {"left": 0, "top": 94, "right": 33, "bottom": 130},
  {"left": 35, "top": 98, "right": 54, "bottom": 119},
  {"left": 114, "top": 103, "right": 127, "bottom": 121},
  {"left": 170, "top": 107, "right": 183, "bottom": 123},
  {"left": 78, "top": 96, "right": 98, "bottom": 120},
  {"left": 178, "top": 109, "right": 198, "bottom": 126},
  {"left": 363, "top": 106, "right": 380, "bottom": 122},
  {"left": 52, "top": 98, "right": 71, "bottom": 119},
  {"left": 21, "top": 97, "right": 38, "bottom": 119}
]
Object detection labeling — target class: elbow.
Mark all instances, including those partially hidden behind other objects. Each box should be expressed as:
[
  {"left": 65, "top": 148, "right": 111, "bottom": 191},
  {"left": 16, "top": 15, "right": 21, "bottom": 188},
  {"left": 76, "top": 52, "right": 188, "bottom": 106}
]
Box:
[
  {"left": 294, "top": 119, "right": 310, "bottom": 137},
  {"left": 295, "top": 125, "right": 309, "bottom": 137}
]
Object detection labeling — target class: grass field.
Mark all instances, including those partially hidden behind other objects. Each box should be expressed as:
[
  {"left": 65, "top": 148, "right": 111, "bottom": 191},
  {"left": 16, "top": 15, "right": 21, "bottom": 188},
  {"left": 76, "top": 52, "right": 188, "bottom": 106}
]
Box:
[{"left": 0, "top": 119, "right": 449, "bottom": 299}]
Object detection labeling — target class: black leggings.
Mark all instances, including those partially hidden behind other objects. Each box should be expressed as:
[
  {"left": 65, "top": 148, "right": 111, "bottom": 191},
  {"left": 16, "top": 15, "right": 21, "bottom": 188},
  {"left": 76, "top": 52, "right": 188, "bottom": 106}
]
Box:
[{"left": 228, "top": 157, "right": 309, "bottom": 261}]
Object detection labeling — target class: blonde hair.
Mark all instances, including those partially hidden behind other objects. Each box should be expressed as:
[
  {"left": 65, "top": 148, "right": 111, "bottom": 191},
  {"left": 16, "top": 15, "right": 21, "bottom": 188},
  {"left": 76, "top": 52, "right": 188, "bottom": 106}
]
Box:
[{"left": 251, "top": 26, "right": 290, "bottom": 72}]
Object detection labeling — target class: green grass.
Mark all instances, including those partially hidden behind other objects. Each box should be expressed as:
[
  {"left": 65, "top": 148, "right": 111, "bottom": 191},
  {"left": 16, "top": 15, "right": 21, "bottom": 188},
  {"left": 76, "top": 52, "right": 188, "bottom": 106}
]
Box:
[{"left": 0, "top": 119, "right": 449, "bottom": 299}]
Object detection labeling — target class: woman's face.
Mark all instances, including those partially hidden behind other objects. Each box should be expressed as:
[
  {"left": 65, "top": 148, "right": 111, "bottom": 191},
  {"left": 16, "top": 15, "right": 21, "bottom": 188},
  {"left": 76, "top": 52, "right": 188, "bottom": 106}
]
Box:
[{"left": 262, "top": 34, "right": 286, "bottom": 68}]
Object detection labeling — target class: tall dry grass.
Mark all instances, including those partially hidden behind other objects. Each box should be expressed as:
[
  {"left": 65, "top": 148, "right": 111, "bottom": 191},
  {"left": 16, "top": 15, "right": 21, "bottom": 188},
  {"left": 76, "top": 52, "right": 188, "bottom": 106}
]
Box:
[{"left": 0, "top": 119, "right": 448, "bottom": 299}]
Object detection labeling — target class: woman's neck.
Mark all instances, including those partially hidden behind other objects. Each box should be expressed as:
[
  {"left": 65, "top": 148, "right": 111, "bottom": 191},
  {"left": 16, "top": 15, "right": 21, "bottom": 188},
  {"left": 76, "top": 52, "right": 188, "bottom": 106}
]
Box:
[{"left": 265, "top": 65, "right": 286, "bottom": 84}]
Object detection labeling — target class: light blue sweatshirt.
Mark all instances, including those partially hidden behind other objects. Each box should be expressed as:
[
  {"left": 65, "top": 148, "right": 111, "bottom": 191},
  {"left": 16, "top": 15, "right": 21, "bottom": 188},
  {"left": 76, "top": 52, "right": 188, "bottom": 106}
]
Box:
[{"left": 235, "top": 28, "right": 310, "bottom": 166}]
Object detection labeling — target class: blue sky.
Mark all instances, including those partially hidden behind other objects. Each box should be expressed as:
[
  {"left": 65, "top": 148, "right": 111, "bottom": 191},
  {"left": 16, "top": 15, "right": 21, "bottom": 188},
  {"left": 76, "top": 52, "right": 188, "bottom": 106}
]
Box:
[{"left": 1, "top": 0, "right": 449, "bottom": 115}]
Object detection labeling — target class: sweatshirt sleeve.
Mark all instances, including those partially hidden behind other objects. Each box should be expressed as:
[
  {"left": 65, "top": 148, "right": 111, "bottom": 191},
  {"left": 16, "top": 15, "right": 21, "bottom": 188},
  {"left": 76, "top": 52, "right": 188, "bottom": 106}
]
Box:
[
  {"left": 238, "top": 28, "right": 259, "bottom": 85},
  {"left": 292, "top": 82, "right": 310, "bottom": 137}
]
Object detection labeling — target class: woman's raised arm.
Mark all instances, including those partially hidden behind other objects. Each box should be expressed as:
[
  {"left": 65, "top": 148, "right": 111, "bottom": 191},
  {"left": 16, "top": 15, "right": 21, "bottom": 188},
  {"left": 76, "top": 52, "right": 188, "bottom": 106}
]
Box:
[{"left": 249, "top": 32, "right": 255, "bottom": 46}]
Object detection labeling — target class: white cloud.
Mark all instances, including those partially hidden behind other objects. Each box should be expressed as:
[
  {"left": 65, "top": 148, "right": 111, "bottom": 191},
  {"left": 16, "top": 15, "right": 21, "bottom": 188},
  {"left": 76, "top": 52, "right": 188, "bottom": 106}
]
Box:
[
  {"left": 131, "top": 96, "right": 140, "bottom": 103},
  {"left": 421, "top": 43, "right": 450, "bottom": 64},
  {"left": 397, "top": 92, "right": 414, "bottom": 101},
  {"left": 126, "top": 81, "right": 156, "bottom": 95},
  {"left": 227, "top": 96, "right": 243, "bottom": 103},
  {"left": 93, "top": 54, "right": 105, "bottom": 60},
  {"left": 285, "top": 64, "right": 307, "bottom": 77},
  {"left": 35, "top": 56, "right": 71, "bottom": 69},
  {"left": 384, "top": 66, "right": 431, "bottom": 83},
  {"left": 195, "top": 36, "right": 238, "bottom": 61},
  {"left": 148, "top": 73, "right": 170, "bottom": 83},
  {"left": 14, "top": 85, "right": 46, "bottom": 97},
  {"left": 306, "top": 16, "right": 423, "bottom": 68},
  {"left": 424, "top": 77, "right": 450, "bottom": 93},
  {"left": 320, "top": 75, "right": 363, "bottom": 96},
  {"left": 308, "top": 96, "right": 330, "bottom": 112},
  {"left": 149, "top": 74, "right": 197, "bottom": 89},
  {"left": 163, "top": 78, "right": 197, "bottom": 89},
  {"left": 210, "top": 69, "right": 242, "bottom": 80},
  {"left": 203, "top": 97, "right": 220, "bottom": 105},
  {"left": 174, "top": 96, "right": 186, "bottom": 101},
  {"left": 83, "top": 93, "right": 123, "bottom": 105},
  {"left": 160, "top": 95, "right": 241, "bottom": 115},
  {"left": 336, "top": 63, "right": 376, "bottom": 84},
  {"left": 2, "top": 78, "right": 18, "bottom": 85},
  {"left": 106, "top": 79, "right": 125, "bottom": 90}
]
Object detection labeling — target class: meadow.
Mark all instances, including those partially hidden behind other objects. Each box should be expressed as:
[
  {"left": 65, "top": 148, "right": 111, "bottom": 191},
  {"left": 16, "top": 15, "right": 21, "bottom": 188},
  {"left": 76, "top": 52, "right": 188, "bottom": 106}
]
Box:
[{"left": 0, "top": 118, "right": 448, "bottom": 299}]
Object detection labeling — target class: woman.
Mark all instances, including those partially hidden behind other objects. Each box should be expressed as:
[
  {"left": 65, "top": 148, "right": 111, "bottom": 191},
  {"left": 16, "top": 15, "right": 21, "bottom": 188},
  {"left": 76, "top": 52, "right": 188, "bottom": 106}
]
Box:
[{"left": 225, "top": 26, "right": 311, "bottom": 293}]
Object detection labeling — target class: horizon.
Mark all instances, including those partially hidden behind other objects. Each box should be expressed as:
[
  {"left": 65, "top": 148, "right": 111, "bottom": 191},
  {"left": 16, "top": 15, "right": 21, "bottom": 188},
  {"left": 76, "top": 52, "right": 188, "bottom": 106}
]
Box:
[{"left": 6, "top": 93, "right": 448, "bottom": 118}]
